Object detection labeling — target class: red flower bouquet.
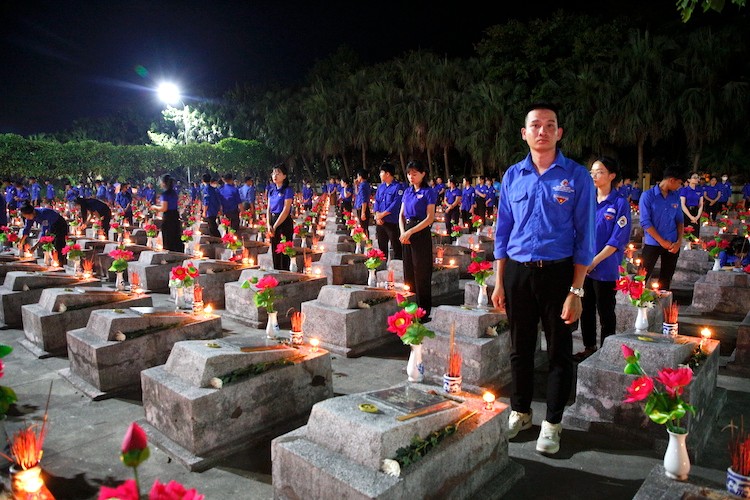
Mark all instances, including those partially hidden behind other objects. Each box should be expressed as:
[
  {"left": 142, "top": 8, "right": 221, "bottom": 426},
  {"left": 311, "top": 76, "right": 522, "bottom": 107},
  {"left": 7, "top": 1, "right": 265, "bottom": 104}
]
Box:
[
  {"left": 468, "top": 256, "right": 493, "bottom": 286},
  {"left": 365, "top": 248, "right": 385, "bottom": 270},
  {"left": 275, "top": 237, "right": 296, "bottom": 257},
  {"left": 241, "top": 275, "right": 279, "bottom": 312},
  {"left": 615, "top": 267, "right": 656, "bottom": 307},
  {"left": 386, "top": 294, "right": 435, "bottom": 345},
  {"left": 108, "top": 248, "right": 135, "bottom": 272}
]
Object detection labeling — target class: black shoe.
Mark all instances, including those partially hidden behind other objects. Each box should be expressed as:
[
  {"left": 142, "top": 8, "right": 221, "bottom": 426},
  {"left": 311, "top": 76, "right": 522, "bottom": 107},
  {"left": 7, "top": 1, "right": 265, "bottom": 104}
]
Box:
[{"left": 573, "top": 346, "right": 597, "bottom": 363}]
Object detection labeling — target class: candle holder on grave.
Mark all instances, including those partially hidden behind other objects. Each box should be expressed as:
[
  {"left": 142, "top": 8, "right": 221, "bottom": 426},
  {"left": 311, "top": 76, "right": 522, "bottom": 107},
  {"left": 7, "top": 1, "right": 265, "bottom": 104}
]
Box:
[{"left": 192, "top": 284, "right": 204, "bottom": 315}]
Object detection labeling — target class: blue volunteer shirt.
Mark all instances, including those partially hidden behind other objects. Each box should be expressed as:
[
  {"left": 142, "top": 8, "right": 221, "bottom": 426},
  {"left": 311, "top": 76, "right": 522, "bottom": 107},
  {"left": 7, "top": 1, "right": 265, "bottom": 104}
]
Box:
[
  {"left": 16, "top": 187, "right": 30, "bottom": 202},
  {"left": 618, "top": 184, "right": 632, "bottom": 199},
  {"left": 402, "top": 185, "right": 437, "bottom": 219},
  {"left": 268, "top": 184, "right": 295, "bottom": 213},
  {"left": 743, "top": 183, "right": 750, "bottom": 198},
  {"left": 374, "top": 181, "right": 404, "bottom": 224},
  {"left": 142, "top": 187, "right": 156, "bottom": 204},
  {"left": 22, "top": 208, "right": 63, "bottom": 236},
  {"left": 460, "top": 186, "right": 475, "bottom": 211},
  {"left": 30, "top": 182, "right": 41, "bottom": 201},
  {"left": 486, "top": 185, "right": 497, "bottom": 207},
  {"left": 445, "top": 187, "right": 461, "bottom": 206},
  {"left": 46, "top": 184, "right": 55, "bottom": 199},
  {"left": 96, "top": 185, "right": 107, "bottom": 200},
  {"left": 65, "top": 188, "right": 78, "bottom": 202},
  {"left": 631, "top": 187, "right": 642, "bottom": 202},
  {"left": 588, "top": 191, "right": 631, "bottom": 282},
  {"left": 639, "top": 185, "right": 683, "bottom": 247},
  {"left": 339, "top": 185, "right": 353, "bottom": 202},
  {"left": 354, "top": 181, "right": 370, "bottom": 209},
  {"left": 719, "top": 181, "right": 732, "bottom": 202},
  {"left": 116, "top": 190, "right": 132, "bottom": 211},
  {"left": 494, "top": 151, "right": 596, "bottom": 266},
  {"left": 5, "top": 186, "right": 15, "bottom": 204},
  {"left": 703, "top": 184, "right": 720, "bottom": 202},
  {"left": 239, "top": 184, "right": 256, "bottom": 203},
  {"left": 679, "top": 186, "right": 702, "bottom": 207},
  {"left": 327, "top": 183, "right": 337, "bottom": 195},
  {"left": 302, "top": 185, "right": 314, "bottom": 205},
  {"left": 433, "top": 182, "right": 445, "bottom": 197},
  {"left": 218, "top": 184, "right": 241, "bottom": 214},
  {"left": 201, "top": 184, "right": 221, "bottom": 217},
  {"left": 719, "top": 251, "right": 750, "bottom": 268},
  {"left": 161, "top": 189, "right": 179, "bottom": 210}
]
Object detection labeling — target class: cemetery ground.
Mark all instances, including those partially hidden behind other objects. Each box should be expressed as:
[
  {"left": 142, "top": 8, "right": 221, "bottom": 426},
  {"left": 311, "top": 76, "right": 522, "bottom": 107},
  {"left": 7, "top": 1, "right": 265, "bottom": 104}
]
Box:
[{"left": 1, "top": 282, "right": 748, "bottom": 499}]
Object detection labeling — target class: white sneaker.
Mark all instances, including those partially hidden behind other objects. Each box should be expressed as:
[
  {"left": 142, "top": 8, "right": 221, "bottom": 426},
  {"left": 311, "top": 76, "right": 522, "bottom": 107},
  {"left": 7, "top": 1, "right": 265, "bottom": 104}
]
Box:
[
  {"left": 507, "top": 410, "right": 532, "bottom": 439},
  {"left": 536, "top": 420, "right": 562, "bottom": 454}
]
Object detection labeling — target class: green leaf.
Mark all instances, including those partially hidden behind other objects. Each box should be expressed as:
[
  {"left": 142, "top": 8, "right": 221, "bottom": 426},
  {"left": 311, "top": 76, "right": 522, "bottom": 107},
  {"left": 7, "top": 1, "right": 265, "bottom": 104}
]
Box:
[
  {"left": 624, "top": 363, "right": 640, "bottom": 375},
  {"left": 240, "top": 280, "right": 251, "bottom": 289},
  {"left": 404, "top": 303, "right": 418, "bottom": 314},
  {"left": 0, "top": 344, "right": 13, "bottom": 358}
]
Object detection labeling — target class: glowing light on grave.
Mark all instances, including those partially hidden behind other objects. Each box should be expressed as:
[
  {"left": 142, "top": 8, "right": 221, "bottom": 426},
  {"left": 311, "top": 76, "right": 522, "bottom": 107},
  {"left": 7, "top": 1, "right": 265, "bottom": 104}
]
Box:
[
  {"left": 204, "top": 305, "right": 213, "bottom": 317},
  {"left": 449, "top": 259, "right": 456, "bottom": 266},
  {"left": 483, "top": 391, "right": 496, "bottom": 410},
  {"left": 310, "top": 338, "right": 320, "bottom": 352}
]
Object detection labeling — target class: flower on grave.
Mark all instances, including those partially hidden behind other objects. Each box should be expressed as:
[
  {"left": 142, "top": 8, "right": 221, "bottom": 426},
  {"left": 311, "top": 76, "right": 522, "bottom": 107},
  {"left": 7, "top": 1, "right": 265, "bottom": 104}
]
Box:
[
  {"left": 62, "top": 241, "right": 84, "bottom": 260},
  {"left": 450, "top": 225, "right": 463, "bottom": 238},
  {"left": 149, "top": 480, "right": 205, "bottom": 500},
  {"left": 352, "top": 226, "right": 367, "bottom": 244},
  {"left": 221, "top": 230, "right": 243, "bottom": 251},
  {"left": 169, "top": 264, "right": 199, "bottom": 287},
  {"left": 345, "top": 218, "right": 357, "bottom": 228},
  {"left": 682, "top": 226, "right": 698, "bottom": 242},
  {"left": 181, "top": 229, "right": 194, "bottom": 243},
  {"left": 219, "top": 217, "right": 231, "bottom": 230},
  {"left": 387, "top": 294, "right": 434, "bottom": 346},
  {"left": 275, "top": 237, "right": 296, "bottom": 257},
  {"left": 621, "top": 345, "right": 696, "bottom": 434},
  {"left": 99, "top": 479, "right": 139, "bottom": 500},
  {"left": 0, "top": 228, "right": 18, "bottom": 244},
  {"left": 108, "top": 248, "right": 135, "bottom": 272},
  {"left": 705, "top": 236, "right": 730, "bottom": 258},
  {"left": 188, "top": 215, "right": 198, "bottom": 225},
  {"left": 121, "top": 422, "right": 149, "bottom": 468},
  {"left": 293, "top": 224, "right": 309, "bottom": 238},
  {"left": 467, "top": 256, "right": 493, "bottom": 286},
  {"left": 744, "top": 264, "right": 750, "bottom": 274},
  {"left": 0, "top": 344, "right": 17, "bottom": 419},
  {"left": 614, "top": 267, "right": 655, "bottom": 308},
  {"left": 365, "top": 248, "right": 385, "bottom": 270},
  {"left": 471, "top": 215, "right": 483, "bottom": 228},
  {"left": 110, "top": 222, "right": 123, "bottom": 233},
  {"left": 144, "top": 224, "right": 158, "bottom": 238},
  {"left": 244, "top": 275, "right": 279, "bottom": 313},
  {"left": 69, "top": 219, "right": 80, "bottom": 227}
]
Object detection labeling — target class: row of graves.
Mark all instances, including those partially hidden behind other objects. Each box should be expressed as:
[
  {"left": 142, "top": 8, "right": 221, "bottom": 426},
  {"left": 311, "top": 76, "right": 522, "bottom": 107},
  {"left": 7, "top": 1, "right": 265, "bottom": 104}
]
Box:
[{"left": 0, "top": 196, "right": 748, "bottom": 498}]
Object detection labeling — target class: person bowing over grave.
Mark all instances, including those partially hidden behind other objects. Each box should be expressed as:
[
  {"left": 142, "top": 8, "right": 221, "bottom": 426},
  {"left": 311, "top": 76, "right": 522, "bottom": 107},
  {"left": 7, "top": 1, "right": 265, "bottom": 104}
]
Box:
[
  {"left": 75, "top": 196, "right": 112, "bottom": 236},
  {"left": 17, "top": 202, "right": 70, "bottom": 264},
  {"left": 150, "top": 174, "right": 183, "bottom": 253},
  {"left": 267, "top": 164, "right": 295, "bottom": 271}
]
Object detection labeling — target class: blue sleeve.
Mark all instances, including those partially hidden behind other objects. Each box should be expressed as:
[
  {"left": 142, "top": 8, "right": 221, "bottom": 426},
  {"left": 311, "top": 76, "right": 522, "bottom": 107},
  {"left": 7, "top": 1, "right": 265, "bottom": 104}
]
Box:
[
  {"left": 572, "top": 169, "right": 596, "bottom": 266},
  {"left": 639, "top": 191, "right": 653, "bottom": 231},
  {"left": 606, "top": 198, "right": 632, "bottom": 250},
  {"left": 385, "top": 184, "right": 403, "bottom": 214},
  {"left": 493, "top": 173, "right": 513, "bottom": 260},
  {"left": 674, "top": 196, "right": 684, "bottom": 226},
  {"left": 284, "top": 187, "right": 295, "bottom": 201},
  {"left": 426, "top": 188, "right": 437, "bottom": 206},
  {"left": 22, "top": 218, "right": 34, "bottom": 236},
  {"left": 719, "top": 251, "right": 728, "bottom": 267}
]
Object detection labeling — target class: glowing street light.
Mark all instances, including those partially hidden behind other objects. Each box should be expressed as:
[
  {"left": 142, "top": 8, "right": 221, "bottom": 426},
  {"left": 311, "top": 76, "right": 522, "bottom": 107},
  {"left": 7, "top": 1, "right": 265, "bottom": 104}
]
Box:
[{"left": 156, "top": 82, "right": 193, "bottom": 184}]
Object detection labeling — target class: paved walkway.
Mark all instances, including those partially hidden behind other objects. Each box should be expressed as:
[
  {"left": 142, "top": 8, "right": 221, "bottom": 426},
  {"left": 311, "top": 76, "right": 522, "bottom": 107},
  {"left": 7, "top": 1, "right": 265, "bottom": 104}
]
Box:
[{"left": 1, "top": 287, "right": 748, "bottom": 499}]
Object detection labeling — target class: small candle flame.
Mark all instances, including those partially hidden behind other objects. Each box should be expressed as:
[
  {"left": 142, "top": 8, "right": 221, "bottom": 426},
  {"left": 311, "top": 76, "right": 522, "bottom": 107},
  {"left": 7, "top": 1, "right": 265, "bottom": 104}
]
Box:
[
  {"left": 651, "top": 282, "right": 660, "bottom": 290},
  {"left": 204, "top": 305, "right": 213, "bottom": 316},
  {"left": 449, "top": 259, "right": 456, "bottom": 266},
  {"left": 310, "top": 338, "right": 320, "bottom": 352},
  {"left": 700, "top": 327, "right": 711, "bottom": 340},
  {"left": 483, "top": 391, "right": 496, "bottom": 410}
]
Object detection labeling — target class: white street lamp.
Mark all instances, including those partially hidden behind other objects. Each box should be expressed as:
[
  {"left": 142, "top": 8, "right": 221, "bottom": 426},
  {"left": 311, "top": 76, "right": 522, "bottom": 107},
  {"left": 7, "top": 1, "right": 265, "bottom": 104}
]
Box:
[{"left": 157, "top": 82, "right": 193, "bottom": 184}]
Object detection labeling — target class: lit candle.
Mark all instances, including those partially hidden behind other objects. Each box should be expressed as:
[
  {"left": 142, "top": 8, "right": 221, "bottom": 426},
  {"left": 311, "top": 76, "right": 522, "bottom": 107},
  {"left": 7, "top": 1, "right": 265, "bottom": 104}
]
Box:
[
  {"left": 483, "top": 391, "right": 496, "bottom": 410},
  {"left": 195, "top": 250, "right": 203, "bottom": 259},
  {"left": 52, "top": 260, "right": 60, "bottom": 267},
  {"left": 651, "top": 282, "right": 660, "bottom": 291},
  {"left": 99, "top": 234, "right": 106, "bottom": 240},
  {"left": 310, "top": 338, "right": 320, "bottom": 352},
  {"left": 195, "top": 230, "right": 202, "bottom": 237},
  {"left": 635, "top": 258, "right": 641, "bottom": 267},
  {"left": 449, "top": 259, "right": 456, "bottom": 266},
  {"left": 123, "top": 238, "right": 131, "bottom": 245},
  {"left": 700, "top": 327, "right": 711, "bottom": 350},
  {"left": 204, "top": 305, "right": 213, "bottom": 317},
  {"left": 403, "top": 284, "right": 410, "bottom": 291},
  {"left": 314, "top": 267, "right": 321, "bottom": 276}
]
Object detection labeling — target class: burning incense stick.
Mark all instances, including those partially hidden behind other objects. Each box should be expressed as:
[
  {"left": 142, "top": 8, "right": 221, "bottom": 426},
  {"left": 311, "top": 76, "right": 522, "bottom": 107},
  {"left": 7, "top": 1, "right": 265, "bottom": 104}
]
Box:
[{"left": 447, "top": 322, "right": 462, "bottom": 378}]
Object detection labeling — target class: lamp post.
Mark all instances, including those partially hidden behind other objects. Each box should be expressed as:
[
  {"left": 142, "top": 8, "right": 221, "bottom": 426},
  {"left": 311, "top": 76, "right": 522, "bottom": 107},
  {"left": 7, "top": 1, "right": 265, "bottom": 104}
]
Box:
[{"left": 157, "top": 82, "right": 192, "bottom": 184}]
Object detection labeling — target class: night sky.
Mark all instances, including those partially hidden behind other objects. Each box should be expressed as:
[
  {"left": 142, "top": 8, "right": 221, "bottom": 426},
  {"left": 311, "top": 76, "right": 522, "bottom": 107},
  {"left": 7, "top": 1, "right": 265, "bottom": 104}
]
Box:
[{"left": 1, "top": 0, "right": 679, "bottom": 136}]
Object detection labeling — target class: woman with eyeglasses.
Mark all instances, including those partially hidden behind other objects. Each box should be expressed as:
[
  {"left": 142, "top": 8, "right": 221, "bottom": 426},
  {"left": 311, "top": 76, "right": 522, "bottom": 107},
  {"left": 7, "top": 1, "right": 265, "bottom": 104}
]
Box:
[{"left": 679, "top": 173, "right": 704, "bottom": 236}]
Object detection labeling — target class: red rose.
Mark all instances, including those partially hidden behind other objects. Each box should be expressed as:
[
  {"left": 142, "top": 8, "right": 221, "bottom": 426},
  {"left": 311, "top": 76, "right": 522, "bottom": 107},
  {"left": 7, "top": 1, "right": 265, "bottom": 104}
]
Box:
[
  {"left": 628, "top": 279, "right": 645, "bottom": 300},
  {"left": 621, "top": 344, "right": 636, "bottom": 360},
  {"left": 186, "top": 264, "right": 199, "bottom": 278},
  {"left": 624, "top": 376, "right": 654, "bottom": 403},
  {"left": 367, "top": 248, "right": 385, "bottom": 260}
]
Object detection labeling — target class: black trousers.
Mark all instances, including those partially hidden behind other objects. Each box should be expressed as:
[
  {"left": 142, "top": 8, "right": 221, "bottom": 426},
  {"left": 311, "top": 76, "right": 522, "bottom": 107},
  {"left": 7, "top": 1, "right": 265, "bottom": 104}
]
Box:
[
  {"left": 50, "top": 218, "right": 69, "bottom": 265},
  {"left": 445, "top": 207, "right": 459, "bottom": 234},
  {"left": 162, "top": 210, "right": 184, "bottom": 253},
  {"left": 225, "top": 210, "right": 241, "bottom": 232},
  {"left": 581, "top": 277, "right": 617, "bottom": 349},
  {"left": 341, "top": 198, "right": 353, "bottom": 213},
  {"left": 683, "top": 206, "right": 700, "bottom": 236},
  {"left": 376, "top": 221, "right": 403, "bottom": 260},
  {"left": 504, "top": 258, "right": 574, "bottom": 424},
  {"left": 474, "top": 198, "right": 486, "bottom": 224},
  {"left": 356, "top": 206, "right": 370, "bottom": 238},
  {"left": 123, "top": 209, "right": 133, "bottom": 226},
  {"left": 270, "top": 212, "right": 294, "bottom": 270},
  {"left": 706, "top": 202, "right": 720, "bottom": 220},
  {"left": 461, "top": 209, "right": 472, "bottom": 227},
  {"left": 205, "top": 214, "right": 220, "bottom": 238},
  {"left": 402, "top": 221, "right": 432, "bottom": 316},
  {"left": 641, "top": 244, "right": 680, "bottom": 290}
]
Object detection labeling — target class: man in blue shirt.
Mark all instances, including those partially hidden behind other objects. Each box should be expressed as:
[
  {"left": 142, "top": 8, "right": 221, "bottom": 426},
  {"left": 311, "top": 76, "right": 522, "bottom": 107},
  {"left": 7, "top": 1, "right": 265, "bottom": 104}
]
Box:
[
  {"left": 302, "top": 180, "right": 314, "bottom": 211},
  {"left": 201, "top": 173, "right": 222, "bottom": 237},
  {"left": 326, "top": 178, "right": 338, "bottom": 207},
  {"left": 719, "top": 174, "right": 732, "bottom": 209},
  {"left": 460, "top": 177, "right": 475, "bottom": 226},
  {"left": 239, "top": 177, "right": 257, "bottom": 220},
  {"left": 618, "top": 178, "right": 633, "bottom": 201},
  {"left": 630, "top": 181, "right": 642, "bottom": 204},
  {"left": 4, "top": 180, "right": 17, "bottom": 211},
  {"left": 218, "top": 173, "right": 242, "bottom": 231},
  {"left": 373, "top": 164, "right": 404, "bottom": 261},
  {"left": 44, "top": 180, "right": 55, "bottom": 205},
  {"left": 492, "top": 103, "right": 595, "bottom": 455},
  {"left": 639, "top": 167, "right": 685, "bottom": 290},
  {"left": 14, "top": 181, "right": 30, "bottom": 206},
  {"left": 433, "top": 177, "right": 445, "bottom": 205},
  {"left": 142, "top": 182, "right": 156, "bottom": 205},
  {"left": 29, "top": 177, "right": 41, "bottom": 206},
  {"left": 703, "top": 177, "right": 721, "bottom": 221},
  {"left": 115, "top": 182, "right": 133, "bottom": 225},
  {"left": 354, "top": 171, "right": 371, "bottom": 237},
  {"left": 95, "top": 180, "right": 107, "bottom": 201}
]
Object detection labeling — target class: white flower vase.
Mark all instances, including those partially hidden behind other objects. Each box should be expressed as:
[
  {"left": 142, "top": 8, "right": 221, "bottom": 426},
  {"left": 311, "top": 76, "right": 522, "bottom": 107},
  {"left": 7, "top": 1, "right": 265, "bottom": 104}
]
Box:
[
  {"left": 726, "top": 467, "right": 750, "bottom": 498},
  {"left": 300, "top": 238, "right": 307, "bottom": 249},
  {"left": 71, "top": 258, "right": 81, "bottom": 276},
  {"left": 634, "top": 306, "right": 649, "bottom": 333},
  {"left": 683, "top": 242, "right": 691, "bottom": 251},
  {"left": 454, "top": 239, "right": 460, "bottom": 246},
  {"left": 257, "top": 232, "right": 264, "bottom": 242},
  {"left": 664, "top": 430, "right": 690, "bottom": 481},
  {"left": 476, "top": 227, "right": 481, "bottom": 236},
  {"left": 406, "top": 344, "right": 424, "bottom": 383},
  {"left": 184, "top": 241, "right": 193, "bottom": 256},
  {"left": 477, "top": 284, "right": 489, "bottom": 307},
  {"left": 43, "top": 251, "right": 51, "bottom": 267},
  {"left": 115, "top": 272, "right": 126, "bottom": 291},
  {"left": 289, "top": 258, "right": 298, "bottom": 273},
  {"left": 713, "top": 258, "right": 721, "bottom": 271},
  {"left": 266, "top": 311, "right": 280, "bottom": 339},
  {"left": 355, "top": 242, "right": 362, "bottom": 254},
  {"left": 147, "top": 237, "right": 154, "bottom": 249},
  {"left": 174, "top": 286, "right": 186, "bottom": 310},
  {"left": 368, "top": 269, "right": 377, "bottom": 287}
]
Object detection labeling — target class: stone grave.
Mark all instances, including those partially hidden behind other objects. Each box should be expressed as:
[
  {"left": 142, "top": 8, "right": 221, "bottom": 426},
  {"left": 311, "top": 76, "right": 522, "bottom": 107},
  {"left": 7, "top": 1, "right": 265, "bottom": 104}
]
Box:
[
  {"left": 61, "top": 306, "right": 222, "bottom": 400},
  {"left": 437, "top": 245, "right": 484, "bottom": 278},
  {"left": 192, "top": 235, "right": 225, "bottom": 259},
  {"left": 21, "top": 287, "right": 153, "bottom": 358},
  {"left": 301, "top": 285, "right": 402, "bottom": 357},
  {"left": 615, "top": 292, "right": 665, "bottom": 334},
  {"left": 321, "top": 232, "right": 355, "bottom": 253},
  {"left": 0, "top": 252, "right": 35, "bottom": 264},
  {"left": 186, "top": 259, "right": 253, "bottom": 309},
  {"left": 691, "top": 270, "right": 750, "bottom": 316},
  {"left": 314, "top": 252, "right": 369, "bottom": 286},
  {"left": 258, "top": 248, "right": 323, "bottom": 272},
  {"left": 271, "top": 383, "right": 523, "bottom": 500},
  {"left": 127, "top": 251, "right": 194, "bottom": 293},
  {"left": 223, "top": 269, "right": 327, "bottom": 329},
  {"left": 139, "top": 337, "right": 333, "bottom": 471},
  {"left": 375, "top": 260, "right": 461, "bottom": 298},
  {"left": 421, "top": 306, "right": 512, "bottom": 392},
  {"left": 455, "top": 233, "right": 494, "bottom": 256},
  {"left": 562, "top": 331, "right": 725, "bottom": 460},
  {"left": 0, "top": 271, "right": 98, "bottom": 329},
  {"left": 97, "top": 243, "right": 151, "bottom": 282},
  {"left": 214, "top": 240, "right": 270, "bottom": 263},
  {"left": 671, "top": 248, "right": 713, "bottom": 288},
  {"left": 0, "top": 262, "right": 61, "bottom": 285},
  {"left": 728, "top": 311, "right": 750, "bottom": 377}
]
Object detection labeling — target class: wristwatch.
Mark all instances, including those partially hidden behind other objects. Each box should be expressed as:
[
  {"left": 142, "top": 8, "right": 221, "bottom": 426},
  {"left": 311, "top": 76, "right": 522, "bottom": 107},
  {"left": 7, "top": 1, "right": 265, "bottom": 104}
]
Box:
[{"left": 569, "top": 286, "right": 585, "bottom": 298}]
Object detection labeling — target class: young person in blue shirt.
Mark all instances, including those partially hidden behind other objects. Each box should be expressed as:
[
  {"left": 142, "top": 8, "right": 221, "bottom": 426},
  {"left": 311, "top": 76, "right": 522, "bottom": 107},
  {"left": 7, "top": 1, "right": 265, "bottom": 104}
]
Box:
[
  {"left": 443, "top": 178, "right": 462, "bottom": 236},
  {"left": 106, "top": 182, "right": 116, "bottom": 204},
  {"left": 460, "top": 177, "right": 475, "bottom": 227},
  {"left": 474, "top": 177, "right": 488, "bottom": 225},
  {"left": 639, "top": 167, "right": 685, "bottom": 290},
  {"left": 14, "top": 181, "right": 30, "bottom": 207},
  {"left": 302, "top": 180, "right": 314, "bottom": 211},
  {"left": 18, "top": 203, "right": 69, "bottom": 264},
  {"left": 267, "top": 164, "right": 295, "bottom": 270},
  {"left": 373, "top": 164, "right": 404, "bottom": 261},
  {"left": 29, "top": 177, "right": 41, "bottom": 207},
  {"left": 575, "top": 157, "right": 631, "bottom": 362},
  {"left": 116, "top": 182, "right": 133, "bottom": 225},
  {"left": 142, "top": 182, "right": 157, "bottom": 205},
  {"left": 200, "top": 173, "right": 222, "bottom": 238},
  {"left": 743, "top": 178, "right": 750, "bottom": 208},
  {"left": 44, "top": 180, "right": 55, "bottom": 205},
  {"left": 484, "top": 177, "right": 497, "bottom": 221},
  {"left": 354, "top": 171, "right": 371, "bottom": 237},
  {"left": 679, "top": 173, "right": 704, "bottom": 236},
  {"left": 218, "top": 173, "right": 242, "bottom": 232},
  {"left": 719, "top": 174, "right": 732, "bottom": 209},
  {"left": 75, "top": 196, "right": 112, "bottom": 235},
  {"left": 433, "top": 177, "right": 445, "bottom": 205},
  {"left": 239, "top": 177, "right": 257, "bottom": 220},
  {"left": 492, "top": 103, "right": 595, "bottom": 455},
  {"left": 703, "top": 177, "right": 721, "bottom": 221},
  {"left": 95, "top": 180, "right": 107, "bottom": 201},
  {"left": 339, "top": 178, "right": 353, "bottom": 213},
  {"left": 326, "top": 178, "right": 339, "bottom": 207},
  {"left": 150, "top": 174, "right": 183, "bottom": 253},
  {"left": 718, "top": 236, "right": 750, "bottom": 268},
  {"left": 399, "top": 161, "right": 437, "bottom": 318}
]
